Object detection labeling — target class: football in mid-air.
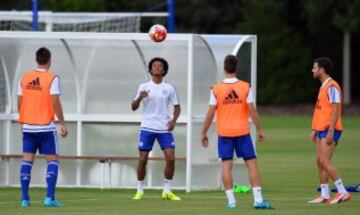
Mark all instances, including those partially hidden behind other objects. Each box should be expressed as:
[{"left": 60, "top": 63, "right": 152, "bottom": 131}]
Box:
[{"left": 149, "top": 24, "right": 167, "bottom": 42}]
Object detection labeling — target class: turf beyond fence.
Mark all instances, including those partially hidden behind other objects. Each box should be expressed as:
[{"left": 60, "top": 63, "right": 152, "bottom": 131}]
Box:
[{"left": 1, "top": 116, "right": 359, "bottom": 215}]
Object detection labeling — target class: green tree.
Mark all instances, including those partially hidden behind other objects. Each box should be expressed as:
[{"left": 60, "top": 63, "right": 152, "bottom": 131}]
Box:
[
  {"left": 304, "top": 0, "right": 360, "bottom": 105},
  {"left": 175, "top": 0, "right": 244, "bottom": 33},
  {"left": 42, "top": 0, "right": 105, "bottom": 11},
  {"left": 240, "top": 0, "right": 314, "bottom": 104}
]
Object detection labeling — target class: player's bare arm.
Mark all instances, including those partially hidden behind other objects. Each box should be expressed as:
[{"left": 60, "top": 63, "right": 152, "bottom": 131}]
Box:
[
  {"left": 201, "top": 105, "right": 216, "bottom": 147},
  {"left": 51, "top": 95, "right": 68, "bottom": 138},
  {"left": 168, "top": 105, "right": 180, "bottom": 131},
  {"left": 17, "top": 96, "right": 22, "bottom": 114},
  {"left": 131, "top": 90, "right": 148, "bottom": 111},
  {"left": 326, "top": 103, "right": 340, "bottom": 144},
  {"left": 310, "top": 130, "right": 316, "bottom": 142},
  {"left": 247, "top": 103, "right": 266, "bottom": 142}
]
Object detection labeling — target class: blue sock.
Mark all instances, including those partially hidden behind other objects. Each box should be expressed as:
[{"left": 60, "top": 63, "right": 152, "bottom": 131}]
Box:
[
  {"left": 20, "top": 160, "right": 33, "bottom": 201},
  {"left": 46, "top": 160, "right": 59, "bottom": 200}
]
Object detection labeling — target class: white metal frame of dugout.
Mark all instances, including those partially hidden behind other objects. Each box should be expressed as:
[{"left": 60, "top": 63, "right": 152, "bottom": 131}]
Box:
[{"left": 0, "top": 32, "right": 257, "bottom": 192}]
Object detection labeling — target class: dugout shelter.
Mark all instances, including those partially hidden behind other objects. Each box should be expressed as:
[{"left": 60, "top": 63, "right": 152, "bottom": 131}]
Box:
[{"left": 0, "top": 31, "right": 257, "bottom": 192}]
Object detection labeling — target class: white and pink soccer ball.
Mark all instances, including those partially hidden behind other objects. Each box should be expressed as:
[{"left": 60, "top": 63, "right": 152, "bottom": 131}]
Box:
[{"left": 149, "top": 24, "right": 167, "bottom": 42}]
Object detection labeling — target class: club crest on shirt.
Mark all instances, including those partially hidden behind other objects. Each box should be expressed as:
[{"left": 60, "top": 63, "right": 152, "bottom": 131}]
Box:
[
  {"left": 162, "top": 89, "right": 169, "bottom": 96},
  {"left": 139, "top": 142, "right": 143, "bottom": 147}
]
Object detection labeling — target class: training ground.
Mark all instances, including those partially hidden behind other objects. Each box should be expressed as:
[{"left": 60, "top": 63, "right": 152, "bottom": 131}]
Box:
[{"left": 0, "top": 116, "right": 359, "bottom": 215}]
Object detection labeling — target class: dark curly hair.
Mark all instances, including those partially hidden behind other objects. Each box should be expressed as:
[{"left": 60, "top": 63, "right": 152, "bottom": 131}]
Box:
[{"left": 148, "top": 57, "right": 169, "bottom": 77}]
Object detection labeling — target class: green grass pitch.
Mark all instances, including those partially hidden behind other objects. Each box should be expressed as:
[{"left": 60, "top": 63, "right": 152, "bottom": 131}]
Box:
[{"left": 1, "top": 116, "right": 359, "bottom": 215}]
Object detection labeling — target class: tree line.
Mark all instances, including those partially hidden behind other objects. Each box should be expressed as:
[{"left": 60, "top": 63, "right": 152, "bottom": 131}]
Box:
[{"left": 1, "top": 0, "right": 359, "bottom": 104}]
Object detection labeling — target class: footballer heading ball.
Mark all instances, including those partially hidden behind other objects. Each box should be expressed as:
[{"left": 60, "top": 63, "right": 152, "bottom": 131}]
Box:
[{"left": 149, "top": 24, "right": 167, "bottom": 42}]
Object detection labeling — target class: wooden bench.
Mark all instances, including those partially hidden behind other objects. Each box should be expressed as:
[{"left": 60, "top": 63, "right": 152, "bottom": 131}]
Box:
[
  {"left": 0, "top": 154, "right": 186, "bottom": 189},
  {"left": 0, "top": 154, "right": 186, "bottom": 162}
]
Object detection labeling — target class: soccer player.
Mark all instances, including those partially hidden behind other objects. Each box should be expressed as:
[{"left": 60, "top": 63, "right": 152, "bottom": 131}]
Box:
[
  {"left": 308, "top": 57, "right": 351, "bottom": 204},
  {"left": 18, "top": 47, "right": 68, "bottom": 207},
  {"left": 201, "top": 55, "right": 273, "bottom": 209},
  {"left": 131, "top": 57, "right": 181, "bottom": 201}
]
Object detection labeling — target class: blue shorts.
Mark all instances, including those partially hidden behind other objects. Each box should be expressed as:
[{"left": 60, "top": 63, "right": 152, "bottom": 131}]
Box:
[
  {"left": 138, "top": 130, "right": 175, "bottom": 151},
  {"left": 218, "top": 134, "right": 256, "bottom": 160},
  {"left": 315, "top": 129, "right": 342, "bottom": 144},
  {"left": 23, "top": 131, "right": 59, "bottom": 155}
]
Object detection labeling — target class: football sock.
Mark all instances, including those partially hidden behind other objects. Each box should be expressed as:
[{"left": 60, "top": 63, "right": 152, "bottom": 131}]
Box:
[
  {"left": 46, "top": 160, "right": 59, "bottom": 200},
  {"left": 320, "top": 184, "right": 330, "bottom": 199},
  {"left": 137, "top": 180, "right": 144, "bottom": 193},
  {"left": 20, "top": 160, "right": 33, "bottom": 201},
  {"left": 163, "top": 179, "right": 171, "bottom": 193},
  {"left": 252, "top": 186, "right": 264, "bottom": 203},
  {"left": 225, "top": 189, "right": 236, "bottom": 205},
  {"left": 334, "top": 179, "right": 348, "bottom": 194}
]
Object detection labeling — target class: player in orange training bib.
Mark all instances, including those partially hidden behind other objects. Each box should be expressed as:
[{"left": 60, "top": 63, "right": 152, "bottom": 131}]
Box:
[
  {"left": 308, "top": 57, "right": 351, "bottom": 204},
  {"left": 201, "top": 55, "right": 273, "bottom": 210}
]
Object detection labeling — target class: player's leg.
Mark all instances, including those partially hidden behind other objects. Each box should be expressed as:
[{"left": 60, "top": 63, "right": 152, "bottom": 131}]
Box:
[
  {"left": 41, "top": 131, "right": 62, "bottom": 207},
  {"left": 317, "top": 138, "right": 339, "bottom": 181},
  {"left": 316, "top": 130, "right": 351, "bottom": 204},
  {"left": 20, "top": 132, "right": 38, "bottom": 207},
  {"left": 159, "top": 132, "right": 180, "bottom": 200},
  {"left": 218, "top": 136, "right": 236, "bottom": 208},
  {"left": 308, "top": 137, "right": 331, "bottom": 203},
  {"left": 133, "top": 130, "right": 155, "bottom": 200},
  {"left": 236, "top": 134, "right": 273, "bottom": 209},
  {"left": 244, "top": 158, "right": 261, "bottom": 192},
  {"left": 222, "top": 160, "right": 234, "bottom": 190},
  {"left": 244, "top": 158, "right": 273, "bottom": 209},
  {"left": 137, "top": 151, "right": 150, "bottom": 180},
  {"left": 163, "top": 148, "right": 175, "bottom": 188},
  {"left": 135, "top": 151, "right": 149, "bottom": 195},
  {"left": 222, "top": 159, "right": 236, "bottom": 208}
]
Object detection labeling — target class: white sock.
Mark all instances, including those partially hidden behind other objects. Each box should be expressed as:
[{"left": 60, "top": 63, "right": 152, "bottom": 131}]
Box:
[
  {"left": 252, "top": 187, "right": 263, "bottom": 203},
  {"left": 334, "top": 179, "right": 348, "bottom": 194},
  {"left": 163, "top": 179, "right": 171, "bottom": 193},
  {"left": 225, "top": 189, "right": 236, "bottom": 205},
  {"left": 137, "top": 180, "right": 144, "bottom": 193},
  {"left": 320, "top": 184, "right": 330, "bottom": 199}
]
